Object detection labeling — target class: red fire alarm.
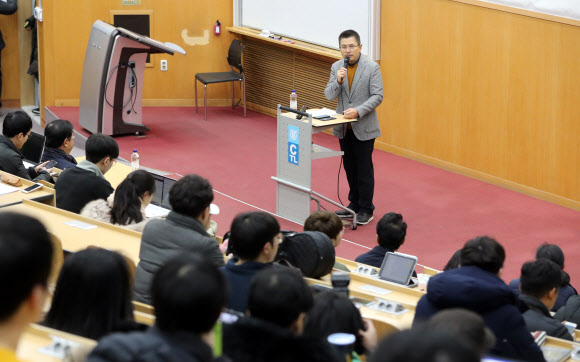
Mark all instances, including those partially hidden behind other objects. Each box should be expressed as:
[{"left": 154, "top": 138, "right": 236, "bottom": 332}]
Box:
[{"left": 214, "top": 20, "right": 221, "bottom": 35}]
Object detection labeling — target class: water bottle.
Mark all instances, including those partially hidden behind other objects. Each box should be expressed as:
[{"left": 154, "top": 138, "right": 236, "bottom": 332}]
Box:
[
  {"left": 131, "top": 149, "right": 140, "bottom": 170},
  {"left": 290, "top": 90, "right": 297, "bottom": 109}
]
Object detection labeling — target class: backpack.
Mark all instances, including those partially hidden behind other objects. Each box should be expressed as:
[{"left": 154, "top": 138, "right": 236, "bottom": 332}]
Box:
[{"left": 275, "top": 231, "right": 336, "bottom": 279}]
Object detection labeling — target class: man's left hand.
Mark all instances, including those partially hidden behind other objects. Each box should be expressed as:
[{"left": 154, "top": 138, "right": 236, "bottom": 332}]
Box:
[{"left": 343, "top": 108, "right": 359, "bottom": 119}]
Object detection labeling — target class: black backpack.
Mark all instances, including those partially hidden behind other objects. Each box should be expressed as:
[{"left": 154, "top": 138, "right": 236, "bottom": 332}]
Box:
[{"left": 275, "top": 231, "right": 336, "bottom": 279}]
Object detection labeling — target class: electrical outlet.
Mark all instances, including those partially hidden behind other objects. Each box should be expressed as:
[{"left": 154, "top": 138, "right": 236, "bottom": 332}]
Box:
[{"left": 160, "top": 60, "right": 168, "bottom": 71}]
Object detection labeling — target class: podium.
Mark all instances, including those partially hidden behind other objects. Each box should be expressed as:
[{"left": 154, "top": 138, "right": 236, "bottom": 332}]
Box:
[
  {"left": 272, "top": 105, "right": 358, "bottom": 229},
  {"left": 79, "top": 20, "right": 185, "bottom": 136}
]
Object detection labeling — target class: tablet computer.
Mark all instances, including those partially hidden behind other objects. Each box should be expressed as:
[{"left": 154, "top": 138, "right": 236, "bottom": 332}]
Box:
[{"left": 378, "top": 252, "right": 418, "bottom": 286}]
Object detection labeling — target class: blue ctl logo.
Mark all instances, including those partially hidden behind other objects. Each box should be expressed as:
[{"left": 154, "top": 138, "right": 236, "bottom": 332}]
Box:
[{"left": 288, "top": 125, "right": 299, "bottom": 165}]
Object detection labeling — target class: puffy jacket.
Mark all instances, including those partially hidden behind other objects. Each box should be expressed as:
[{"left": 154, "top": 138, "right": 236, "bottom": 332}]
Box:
[
  {"left": 519, "top": 293, "right": 573, "bottom": 340},
  {"left": 80, "top": 193, "right": 149, "bottom": 232},
  {"left": 555, "top": 295, "right": 580, "bottom": 326}
]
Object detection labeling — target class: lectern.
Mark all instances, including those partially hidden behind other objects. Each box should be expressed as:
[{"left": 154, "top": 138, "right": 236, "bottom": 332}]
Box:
[
  {"left": 79, "top": 20, "right": 185, "bottom": 136},
  {"left": 272, "top": 105, "right": 358, "bottom": 229}
]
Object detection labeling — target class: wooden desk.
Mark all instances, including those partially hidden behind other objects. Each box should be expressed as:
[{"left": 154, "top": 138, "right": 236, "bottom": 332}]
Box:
[
  {"left": 0, "top": 170, "right": 55, "bottom": 207},
  {"left": 543, "top": 336, "right": 580, "bottom": 361},
  {"left": 2, "top": 199, "right": 142, "bottom": 263},
  {"left": 74, "top": 157, "right": 133, "bottom": 189},
  {"left": 17, "top": 324, "right": 96, "bottom": 362}
]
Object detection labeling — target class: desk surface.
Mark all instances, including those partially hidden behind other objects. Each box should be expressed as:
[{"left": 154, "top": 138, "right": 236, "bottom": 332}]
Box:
[
  {"left": 3, "top": 200, "right": 142, "bottom": 263},
  {"left": 281, "top": 109, "right": 356, "bottom": 129},
  {"left": 17, "top": 324, "right": 96, "bottom": 362},
  {"left": 0, "top": 170, "right": 55, "bottom": 208}
]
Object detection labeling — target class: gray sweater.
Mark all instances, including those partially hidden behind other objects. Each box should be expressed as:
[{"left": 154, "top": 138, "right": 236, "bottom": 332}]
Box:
[{"left": 133, "top": 211, "right": 224, "bottom": 304}]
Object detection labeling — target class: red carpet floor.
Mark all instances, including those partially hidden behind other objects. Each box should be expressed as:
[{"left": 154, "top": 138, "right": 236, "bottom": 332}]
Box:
[{"left": 49, "top": 106, "right": 580, "bottom": 282}]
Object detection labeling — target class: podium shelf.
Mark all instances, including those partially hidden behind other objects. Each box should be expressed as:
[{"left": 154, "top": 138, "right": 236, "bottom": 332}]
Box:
[{"left": 312, "top": 144, "right": 343, "bottom": 160}]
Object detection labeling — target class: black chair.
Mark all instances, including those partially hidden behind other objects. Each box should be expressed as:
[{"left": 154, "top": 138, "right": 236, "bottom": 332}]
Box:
[{"left": 195, "top": 39, "right": 246, "bottom": 120}]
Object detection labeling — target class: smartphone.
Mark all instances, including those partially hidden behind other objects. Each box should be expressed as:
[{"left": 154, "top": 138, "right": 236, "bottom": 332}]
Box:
[
  {"left": 22, "top": 183, "right": 42, "bottom": 193},
  {"left": 45, "top": 160, "right": 58, "bottom": 169}
]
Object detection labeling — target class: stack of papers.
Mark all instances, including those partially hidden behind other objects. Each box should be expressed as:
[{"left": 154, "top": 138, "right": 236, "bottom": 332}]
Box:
[
  {"left": 0, "top": 183, "right": 19, "bottom": 196},
  {"left": 309, "top": 108, "right": 337, "bottom": 117},
  {"left": 145, "top": 204, "right": 171, "bottom": 218}
]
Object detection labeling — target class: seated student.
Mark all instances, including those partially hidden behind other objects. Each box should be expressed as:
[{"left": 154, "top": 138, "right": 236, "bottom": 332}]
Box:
[
  {"left": 221, "top": 211, "right": 280, "bottom": 313},
  {"left": 0, "top": 111, "right": 51, "bottom": 181},
  {"left": 413, "top": 236, "right": 545, "bottom": 362},
  {"left": 369, "top": 327, "right": 480, "bottom": 362},
  {"left": 555, "top": 295, "right": 580, "bottom": 326},
  {"left": 43, "top": 248, "right": 143, "bottom": 340},
  {"left": 223, "top": 267, "right": 341, "bottom": 362},
  {"left": 55, "top": 133, "right": 117, "bottom": 213},
  {"left": 304, "top": 211, "right": 349, "bottom": 272},
  {"left": 41, "top": 119, "right": 77, "bottom": 169},
  {"left": 304, "top": 291, "right": 377, "bottom": 359},
  {"left": 355, "top": 212, "right": 407, "bottom": 269},
  {"left": 81, "top": 170, "right": 155, "bottom": 232},
  {"left": 443, "top": 249, "right": 461, "bottom": 271},
  {"left": 518, "top": 258, "right": 573, "bottom": 341},
  {"left": 87, "top": 253, "right": 227, "bottom": 362},
  {"left": 509, "top": 243, "right": 577, "bottom": 311},
  {"left": 0, "top": 213, "right": 53, "bottom": 362},
  {"left": 134, "top": 174, "right": 224, "bottom": 305}
]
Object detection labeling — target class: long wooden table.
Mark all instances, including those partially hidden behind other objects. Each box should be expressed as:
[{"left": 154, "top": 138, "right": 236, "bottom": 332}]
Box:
[
  {"left": 2, "top": 199, "right": 142, "bottom": 263},
  {"left": 17, "top": 324, "right": 96, "bottom": 362},
  {"left": 0, "top": 170, "right": 55, "bottom": 207}
]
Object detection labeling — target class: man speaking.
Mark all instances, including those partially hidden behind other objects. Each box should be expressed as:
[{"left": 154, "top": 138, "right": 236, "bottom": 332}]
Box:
[{"left": 324, "top": 29, "right": 383, "bottom": 225}]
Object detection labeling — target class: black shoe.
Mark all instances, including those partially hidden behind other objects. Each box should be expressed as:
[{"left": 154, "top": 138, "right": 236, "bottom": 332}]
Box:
[
  {"left": 356, "top": 213, "right": 374, "bottom": 225},
  {"left": 335, "top": 209, "right": 355, "bottom": 218}
]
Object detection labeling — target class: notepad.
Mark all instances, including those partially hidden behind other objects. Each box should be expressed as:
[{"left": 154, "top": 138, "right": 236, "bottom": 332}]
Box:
[
  {"left": 145, "top": 203, "right": 170, "bottom": 218},
  {"left": 64, "top": 220, "right": 98, "bottom": 230},
  {"left": 309, "top": 108, "right": 337, "bottom": 117},
  {"left": 0, "top": 183, "right": 19, "bottom": 196}
]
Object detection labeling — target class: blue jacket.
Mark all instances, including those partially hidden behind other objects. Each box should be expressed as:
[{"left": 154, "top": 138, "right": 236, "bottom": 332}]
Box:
[
  {"left": 41, "top": 147, "right": 77, "bottom": 170},
  {"left": 221, "top": 259, "right": 269, "bottom": 313},
  {"left": 509, "top": 277, "right": 577, "bottom": 312},
  {"left": 414, "top": 266, "right": 545, "bottom": 362}
]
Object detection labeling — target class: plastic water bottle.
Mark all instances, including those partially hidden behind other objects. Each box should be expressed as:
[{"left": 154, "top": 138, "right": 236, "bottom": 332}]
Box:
[
  {"left": 131, "top": 149, "right": 139, "bottom": 170},
  {"left": 290, "top": 90, "right": 297, "bottom": 109}
]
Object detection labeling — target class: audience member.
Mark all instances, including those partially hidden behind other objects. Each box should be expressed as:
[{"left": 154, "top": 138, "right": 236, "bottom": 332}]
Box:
[
  {"left": 41, "top": 119, "right": 77, "bottom": 169},
  {"left": 426, "top": 308, "right": 495, "bottom": 357},
  {"left": 443, "top": 249, "right": 461, "bottom": 271},
  {"left": 304, "top": 291, "right": 377, "bottom": 358},
  {"left": 0, "top": 0, "right": 18, "bottom": 110},
  {"left": 81, "top": 170, "right": 155, "bottom": 232},
  {"left": 88, "top": 253, "right": 227, "bottom": 361},
  {"left": 518, "top": 258, "right": 573, "bottom": 340},
  {"left": 0, "top": 213, "right": 52, "bottom": 361},
  {"left": 354, "top": 212, "right": 407, "bottom": 268},
  {"left": 134, "top": 174, "right": 224, "bottom": 304},
  {"left": 221, "top": 211, "right": 280, "bottom": 313},
  {"left": 413, "top": 236, "right": 545, "bottom": 362},
  {"left": 555, "top": 295, "right": 580, "bottom": 326},
  {"left": 509, "top": 243, "right": 577, "bottom": 311},
  {"left": 0, "top": 111, "right": 51, "bottom": 181},
  {"left": 223, "top": 267, "right": 341, "bottom": 361},
  {"left": 43, "top": 248, "right": 142, "bottom": 340},
  {"left": 55, "top": 133, "right": 117, "bottom": 213},
  {"left": 369, "top": 327, "right": 480, "bottom": 362},
  {"left": 304, "top": 211, "right": 349, "bottom": 272}
]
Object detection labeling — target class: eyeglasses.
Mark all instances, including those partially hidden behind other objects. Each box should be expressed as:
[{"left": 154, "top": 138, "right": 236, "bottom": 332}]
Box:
[{"left": 340, "top": 44, "right": 360, "bottom": 50}]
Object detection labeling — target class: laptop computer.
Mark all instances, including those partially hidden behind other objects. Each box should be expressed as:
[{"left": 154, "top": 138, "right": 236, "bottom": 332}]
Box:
[
  {"left": 20, "top": 131, "right": 46, "bottom": 166},
  {"left": 378, "top": 252, "right": 419, "bottom": 288},
  {"left": 145, "top": 173, "right": 177, "bottom": 218}
]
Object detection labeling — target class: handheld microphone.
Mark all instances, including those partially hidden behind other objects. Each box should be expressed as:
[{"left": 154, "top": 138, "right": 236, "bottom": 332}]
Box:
[{"left": 340, "top": 56, "right": 350, "bottom": 84}]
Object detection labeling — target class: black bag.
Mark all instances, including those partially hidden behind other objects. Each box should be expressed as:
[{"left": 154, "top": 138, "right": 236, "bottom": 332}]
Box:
[{"left": 275, "top": 231, "right": 335, "bottom": 279}]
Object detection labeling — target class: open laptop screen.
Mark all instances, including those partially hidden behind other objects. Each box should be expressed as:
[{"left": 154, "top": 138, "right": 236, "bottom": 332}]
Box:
[
  {"left": 151, "top": 174, "right": 165, "bottom": 205},
  {"left": 20, "top": 132, "right": 46, "bottom": 164},
  {"left": 161, "top": 177, "right": 176, "bottom": 208},
  {"left": 378, "top": 252, "right": 418, "bottom": 285}
]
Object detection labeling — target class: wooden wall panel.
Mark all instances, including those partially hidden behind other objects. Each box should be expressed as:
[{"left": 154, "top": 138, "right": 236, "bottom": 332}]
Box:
[{"left": 378, "top": 0, "right": 580, "bottom": 207}]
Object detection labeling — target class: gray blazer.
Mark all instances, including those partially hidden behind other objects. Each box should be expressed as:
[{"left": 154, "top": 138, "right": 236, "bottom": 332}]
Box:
[
  {"left": 133, "top": 211, "right": 224, "bottom": 305},
  {"left": 324, "top": 54, "right": 383, "bottom": 141}
]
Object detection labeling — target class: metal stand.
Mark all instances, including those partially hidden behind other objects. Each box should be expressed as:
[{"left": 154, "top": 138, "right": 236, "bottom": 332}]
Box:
[{"left": 272, "top": 105, "right": 357, "bottom": 229}]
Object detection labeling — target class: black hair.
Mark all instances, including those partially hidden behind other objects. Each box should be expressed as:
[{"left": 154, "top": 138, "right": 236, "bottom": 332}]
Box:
[
  {"left": 304, "top": 291, "right": 366, "bottom": 354},
  {"left": 43, "top": 248, "right": 134, "bottom": 340},
  {"left": 2, "top": 111, "right": 33, "bottom": 138},
  {"left": 0, "top": 213, "right": 53, "bottom": 322},
  {"left": 169, "top": 174, "right": 214, "bottom": 219},
  {"left": 376, "top": 212, "right": 407, "bottom": 251},
  {"left": 369, "top": 326, "right": 480, "bottom": 362},
  {"left": 460, "top": 236, "right": 505, "bottom": 274},
  {"left": 520, "top": 258, "right": 563, "bottom": 300},
  {"left": 247, "top": 267, "right": 313, "bottom": 329},
  {"left": 338, "top": 29, "right": 361, "bottom": 45},
  {"left": 427, "top": 308, "right": 496, "bottom": 357},
  {"left": 152, "top": 253, "right": 227, "bottom": 334},
  {"left": 304, "top": 211, "right": 343, "bottom": 241},
  {"left": 443, "top": 249, "right": 462, "bottom": 271},
  {"left": 44, "top": 119, "right": 74, "bottom": 149},
  {"left": 85, "top": 134, "right": 119, "bottom": 164},
  {"left": 229, "top": 212, "right": 280, "bottom": 260},
  {"left": 536, "top": 243, "right": 565, "bottom": 268},
  {"left": 110, "top": 170, "right": 156, "bottom": 225}
]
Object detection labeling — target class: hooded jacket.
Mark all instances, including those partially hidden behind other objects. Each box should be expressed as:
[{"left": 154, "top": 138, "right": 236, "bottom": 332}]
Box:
[{"left": 414, "top": 266, "right": 545, "bottom": 362}]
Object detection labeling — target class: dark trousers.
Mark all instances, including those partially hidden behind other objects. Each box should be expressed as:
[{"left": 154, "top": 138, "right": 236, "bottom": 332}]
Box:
[{"left": 339, "top": 129, "right": 375, "bottom": 214}]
